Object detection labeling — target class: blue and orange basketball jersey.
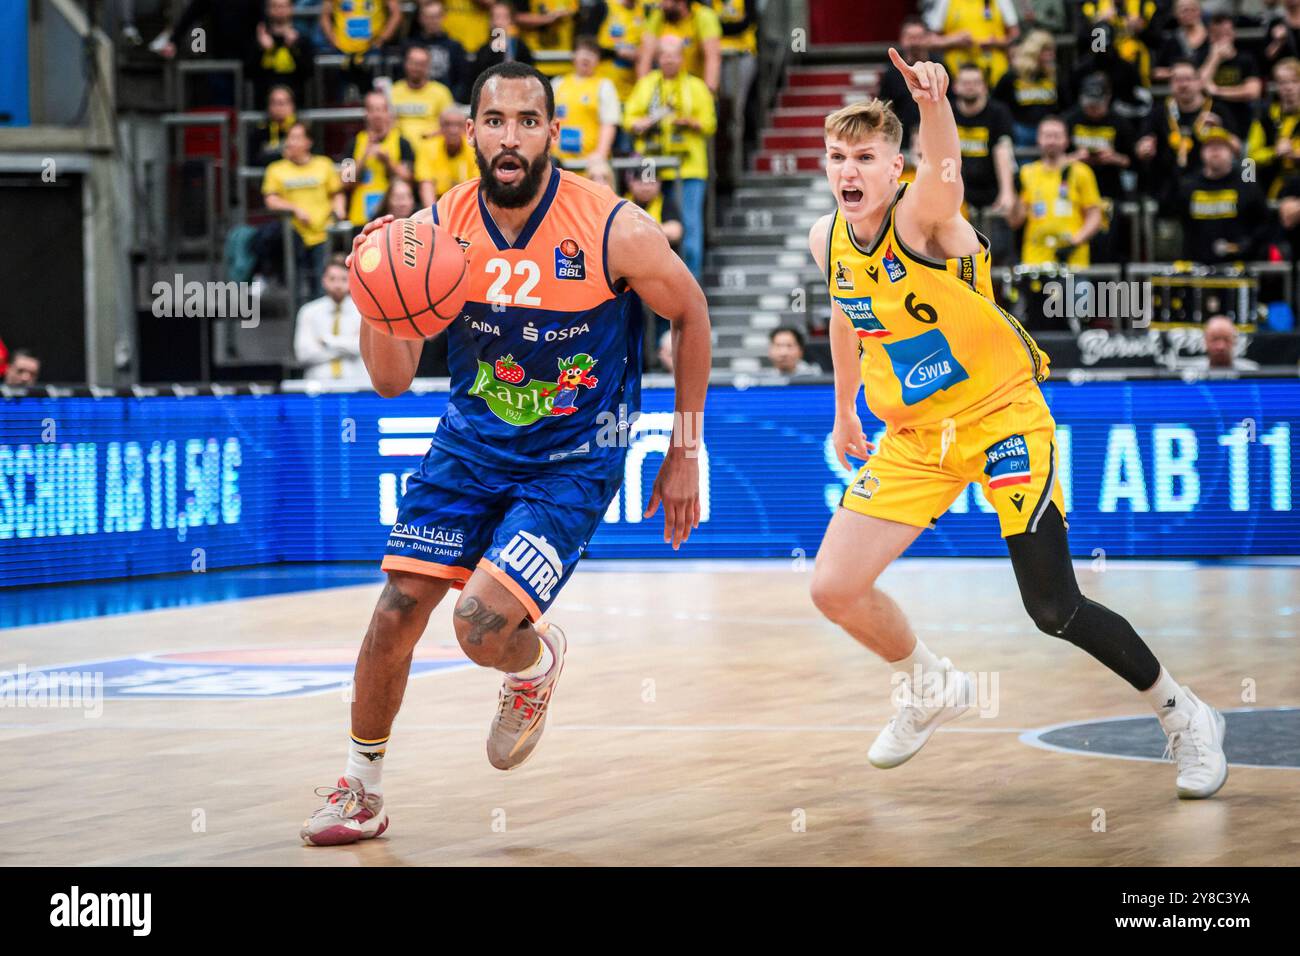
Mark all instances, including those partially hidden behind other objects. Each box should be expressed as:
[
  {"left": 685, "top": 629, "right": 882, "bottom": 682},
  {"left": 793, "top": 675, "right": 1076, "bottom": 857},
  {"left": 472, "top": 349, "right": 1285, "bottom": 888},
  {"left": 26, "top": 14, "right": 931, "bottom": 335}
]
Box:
[{"left": 429, "top": 165, "right": 642, "bottom": 478}]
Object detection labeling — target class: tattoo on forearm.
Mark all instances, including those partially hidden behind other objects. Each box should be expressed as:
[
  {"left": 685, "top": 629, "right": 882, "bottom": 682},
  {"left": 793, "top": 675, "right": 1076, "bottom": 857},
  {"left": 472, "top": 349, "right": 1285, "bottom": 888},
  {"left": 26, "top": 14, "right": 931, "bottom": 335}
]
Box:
[
  {"left": 455, "top": 597, "right": 507, "bottom": 646},
  {"left": 378, "top": 581, "right": 419, "bottom": 613}
]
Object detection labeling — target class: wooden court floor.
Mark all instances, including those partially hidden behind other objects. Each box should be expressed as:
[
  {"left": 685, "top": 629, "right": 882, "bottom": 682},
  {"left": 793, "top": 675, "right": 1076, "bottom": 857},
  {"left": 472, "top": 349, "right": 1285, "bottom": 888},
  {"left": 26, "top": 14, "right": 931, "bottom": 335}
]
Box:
[{"left": 2, "top": 559, "right": 1297, "bottom": 866}]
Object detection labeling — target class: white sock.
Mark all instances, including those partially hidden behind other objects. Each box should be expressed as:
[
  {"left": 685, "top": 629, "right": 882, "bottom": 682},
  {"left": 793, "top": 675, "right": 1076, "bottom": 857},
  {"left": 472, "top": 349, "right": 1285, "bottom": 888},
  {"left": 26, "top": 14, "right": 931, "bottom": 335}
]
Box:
[
  {"left": 510, "top": 629, "right": 554, "bottom": 681},
  {"left": 1142, "top": 668, "right": 1187, "bottom": 726},
  {"left": 344, "top": 734, "right": 388, "bottom": 794},
  {"left": 888, "top": 637, "right": 945, "bottom": 681}
]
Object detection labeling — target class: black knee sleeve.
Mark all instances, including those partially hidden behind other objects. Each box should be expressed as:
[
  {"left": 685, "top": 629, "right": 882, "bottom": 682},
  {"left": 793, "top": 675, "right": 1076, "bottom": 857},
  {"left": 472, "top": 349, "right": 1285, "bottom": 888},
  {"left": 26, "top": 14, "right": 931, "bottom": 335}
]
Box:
[{"left": 1006, "top": 504, "right": 1161, "bottom": 691}]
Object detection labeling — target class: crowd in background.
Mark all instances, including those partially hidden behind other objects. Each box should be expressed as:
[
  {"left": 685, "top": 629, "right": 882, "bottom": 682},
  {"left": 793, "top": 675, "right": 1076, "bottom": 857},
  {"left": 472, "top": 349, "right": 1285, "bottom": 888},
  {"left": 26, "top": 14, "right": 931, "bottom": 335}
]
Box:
[
  {"left": 158, "top": 0, "right": 755, "bottom": 372},
  {"left": 148, "top": 0, "right": 1300, "bottom": 382},
  {"left": 901, "top": 0, "right": 1300, "bottom": 275}
]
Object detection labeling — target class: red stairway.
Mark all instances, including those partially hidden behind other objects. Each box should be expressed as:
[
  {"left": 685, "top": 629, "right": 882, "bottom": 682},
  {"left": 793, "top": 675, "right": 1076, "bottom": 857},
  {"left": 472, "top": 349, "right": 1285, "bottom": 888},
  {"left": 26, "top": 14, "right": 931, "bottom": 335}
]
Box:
[{"left": 754, "top": 60, "right": 884, "bottom": 172}]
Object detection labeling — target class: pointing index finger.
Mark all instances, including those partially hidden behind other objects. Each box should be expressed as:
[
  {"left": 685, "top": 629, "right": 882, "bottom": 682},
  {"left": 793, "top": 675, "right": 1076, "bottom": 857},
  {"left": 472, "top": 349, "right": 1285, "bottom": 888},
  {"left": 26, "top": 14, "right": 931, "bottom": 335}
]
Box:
[{"left": 887, "top": 47, "right": 913, "bottom": 80}]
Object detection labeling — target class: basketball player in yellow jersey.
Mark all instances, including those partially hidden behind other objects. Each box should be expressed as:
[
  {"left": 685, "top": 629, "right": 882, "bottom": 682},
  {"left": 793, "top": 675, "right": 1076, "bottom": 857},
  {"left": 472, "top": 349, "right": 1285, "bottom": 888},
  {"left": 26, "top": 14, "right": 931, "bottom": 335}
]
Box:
[{"left": 807, "top": 49, "right": 1228, "bottom": 799}]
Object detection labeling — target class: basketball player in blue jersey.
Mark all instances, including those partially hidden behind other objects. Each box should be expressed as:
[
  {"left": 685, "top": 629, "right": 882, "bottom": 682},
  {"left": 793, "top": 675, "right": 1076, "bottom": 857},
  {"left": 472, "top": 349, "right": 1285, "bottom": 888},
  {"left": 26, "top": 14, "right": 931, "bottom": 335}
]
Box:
[{"left": 301, "top": 62, "right": 712, "bottom": 846}]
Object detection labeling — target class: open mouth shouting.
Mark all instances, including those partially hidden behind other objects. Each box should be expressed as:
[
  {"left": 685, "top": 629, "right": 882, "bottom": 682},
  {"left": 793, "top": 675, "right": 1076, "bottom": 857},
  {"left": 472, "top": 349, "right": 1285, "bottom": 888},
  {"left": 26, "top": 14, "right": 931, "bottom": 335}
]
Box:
[
  {"left": 493, "top": 152, "right": 525, "bottom": 185},
  {"left": 840, "top": 186, "right": 864, "bottom": 208}
]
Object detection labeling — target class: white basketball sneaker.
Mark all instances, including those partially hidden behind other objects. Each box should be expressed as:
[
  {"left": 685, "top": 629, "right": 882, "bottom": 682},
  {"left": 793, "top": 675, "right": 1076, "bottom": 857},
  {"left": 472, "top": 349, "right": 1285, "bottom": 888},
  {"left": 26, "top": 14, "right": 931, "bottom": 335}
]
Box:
[
  {"left": 868, "top": 660, "right": 976, "bottom": 769},
  {"left": 486, "top": 622, "right": 567, "bottom": 771},
  {"left": 1162, "top": 687, "right": 1228, "bottom": 799},
  {"left": 299, "top": 775, "right": 388, "bottom": 846}
]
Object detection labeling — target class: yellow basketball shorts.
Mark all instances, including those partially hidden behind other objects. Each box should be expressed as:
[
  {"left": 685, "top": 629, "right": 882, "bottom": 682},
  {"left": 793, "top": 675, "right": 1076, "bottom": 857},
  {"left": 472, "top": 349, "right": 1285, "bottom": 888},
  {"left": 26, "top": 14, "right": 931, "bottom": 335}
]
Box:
[{"left": 841, "top": 392, "right": 1067, "bottom": 538}]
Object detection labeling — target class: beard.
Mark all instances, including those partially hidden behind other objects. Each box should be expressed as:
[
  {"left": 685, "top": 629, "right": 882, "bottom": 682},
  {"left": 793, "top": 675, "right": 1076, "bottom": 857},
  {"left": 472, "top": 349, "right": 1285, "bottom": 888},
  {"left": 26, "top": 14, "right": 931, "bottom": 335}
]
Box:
[{"left": 475, "top": 143, "right": 553, "bottom": 209}]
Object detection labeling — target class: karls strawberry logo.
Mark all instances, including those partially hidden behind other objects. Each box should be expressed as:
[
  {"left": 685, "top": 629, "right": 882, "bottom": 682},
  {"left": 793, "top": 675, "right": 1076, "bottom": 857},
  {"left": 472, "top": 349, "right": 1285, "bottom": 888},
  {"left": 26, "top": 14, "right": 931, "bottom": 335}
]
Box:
[
  {"left": 493, "top": 354, "right": 524, "bottom": 384},
  {"left": 469, "top": 353, "right": 597, "bottom": 426}
]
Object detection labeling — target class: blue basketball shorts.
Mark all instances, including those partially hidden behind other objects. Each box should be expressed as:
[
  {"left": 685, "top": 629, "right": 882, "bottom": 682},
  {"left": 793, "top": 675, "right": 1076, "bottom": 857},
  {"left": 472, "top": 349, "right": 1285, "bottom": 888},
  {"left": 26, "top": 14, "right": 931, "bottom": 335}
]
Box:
[{"left": 381, "top": 444, "right": 623, "bottom": 621}]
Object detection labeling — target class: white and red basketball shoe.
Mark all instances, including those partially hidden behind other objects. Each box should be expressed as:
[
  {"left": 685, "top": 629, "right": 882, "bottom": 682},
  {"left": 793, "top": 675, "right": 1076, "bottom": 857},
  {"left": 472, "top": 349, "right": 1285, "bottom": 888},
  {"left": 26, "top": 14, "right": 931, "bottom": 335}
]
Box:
[
  {"left": 486, "top": 622, "right": 567, "bottom": 771},
  {"left": 300, "top": 775, "right": 388, "bottom": 846}
]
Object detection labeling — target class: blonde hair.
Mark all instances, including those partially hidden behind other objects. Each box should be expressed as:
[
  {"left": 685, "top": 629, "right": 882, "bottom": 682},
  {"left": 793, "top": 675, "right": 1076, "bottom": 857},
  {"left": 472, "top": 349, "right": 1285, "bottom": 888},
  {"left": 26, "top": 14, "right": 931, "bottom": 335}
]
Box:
[
  {"left": 1274, "top": 56, "right": 1300, "bottom": 83},
  {"left": 1012, "top": 30, "right": 1056, "bottom": 81},
  {"left": 823, "top": 99, "right": 903, "bottom": 150}
]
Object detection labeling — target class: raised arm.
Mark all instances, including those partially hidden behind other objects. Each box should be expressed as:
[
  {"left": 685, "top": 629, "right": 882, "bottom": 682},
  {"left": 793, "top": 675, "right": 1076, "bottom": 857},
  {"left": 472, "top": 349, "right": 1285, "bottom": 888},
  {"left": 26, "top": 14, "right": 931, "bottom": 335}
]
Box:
[
  {"left": 888, "top": 47, "right": 963, "bottom": 229},
  {"left": 608, "top": 202, "right": 709, "bottom": 549}
]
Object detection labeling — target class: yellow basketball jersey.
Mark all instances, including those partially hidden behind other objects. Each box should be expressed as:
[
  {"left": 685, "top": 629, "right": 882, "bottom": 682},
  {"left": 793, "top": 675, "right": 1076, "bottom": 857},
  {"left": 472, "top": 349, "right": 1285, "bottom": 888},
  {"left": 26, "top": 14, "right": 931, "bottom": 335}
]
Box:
[
  {"left": 553, "top": 74, "right": 606, "bottom": 158},
  {"left": 348, "top": 128, "right": 405, "bottom": 225},
  {"left": 711, "top": 0, "right": 756, "bottom": 55},
  {"left": 824, "top": 183, "right": 1049, "bottom": 429},
  {"left": 940, "top": 0, "right": 1011, "bottom": 86},
  {"left": 442, "top": 0, "right": 491, "bottom": 51},
  {"left": 521, "top": 0, "right": 580, "bottom": 76},
  {"left": 390, "top": 79, "right": 454, "bottom": 145},
  {"left": 331, "top": 0, "right": 387, "bottom": 55},
  {"left": 596, "top": 2, "right": 647, "bottom": 99}
]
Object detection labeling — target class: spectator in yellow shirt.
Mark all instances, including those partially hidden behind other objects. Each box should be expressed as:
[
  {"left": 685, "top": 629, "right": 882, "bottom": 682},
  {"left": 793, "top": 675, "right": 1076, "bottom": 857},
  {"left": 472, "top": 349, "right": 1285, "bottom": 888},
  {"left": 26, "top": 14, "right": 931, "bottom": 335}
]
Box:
[
  {"left": 514, "top": 0, "right": 581, "bottom": 78},
  {"left": 1007, "top": 116, "right": 1104, "bottom": 267},
  {"left": 441, "top": 0, "right": 493, "bottom": 53},
  {"left": 552, "top": 37, "right": 622, "bottom": 169},
  {"left": 637, "top": 0, "right": 722, "bottom": 94},
  {"left": 320, "top": 0, "right": 404, "bottom": 96},
  {"left": 625, "top": 34, "right": 716, "bottom": 277},
  {"left": 249, "top": 84, "right": 298, "bottom": 166},
  {"left": 711, "top": 0, "right": 758, "bottom": 146},
  {"left": 391, "top": 45, "right": 457, "bottom": 144},
  {"left": 415, "top": 106, "right": 475, "bottom": 204},
  {"left": 623, "top": 163, "right": 684, "bottom": 246},
  {"left": 1247, "top": 57, "right": 1300, "bottom": 199},
  {"left": 925, "top": 0, "right": 1021, "bottom": 88},
  {"left": 342, "top": 89, "right": 416, "bottom": 225},
  {"left": 589, "top": 0, "right": 648, "bottom": 100},
  {"left": 261, "top": 122, "right": 345, "bottom": 293}
]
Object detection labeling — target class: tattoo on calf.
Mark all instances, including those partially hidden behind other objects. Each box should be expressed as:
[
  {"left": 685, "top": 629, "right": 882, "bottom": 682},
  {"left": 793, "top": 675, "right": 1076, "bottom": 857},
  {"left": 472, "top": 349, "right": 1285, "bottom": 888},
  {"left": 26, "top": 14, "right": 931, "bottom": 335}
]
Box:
[
  {"left": 378, "top": 581, "right": 419, "bottom": 613},
  {"left": 455, "top": 597, "right": 508, "bottom": 646}
]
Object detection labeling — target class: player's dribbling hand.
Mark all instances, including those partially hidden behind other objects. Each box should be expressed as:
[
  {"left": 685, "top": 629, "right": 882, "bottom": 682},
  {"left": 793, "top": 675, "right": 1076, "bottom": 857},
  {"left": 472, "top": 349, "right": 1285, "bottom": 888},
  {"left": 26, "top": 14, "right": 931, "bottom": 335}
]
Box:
[
  {"left": 644, "top": 447, "right": 701, "bottom": 551},
  {"left": 888, "top": 47, "right": 949, "bottom": 104},
  {"left": 345, "top": 214, "right": 395, "bottom": 269},
  {"left": 832, "top": 412, "right": 875, "bottom": 471}
]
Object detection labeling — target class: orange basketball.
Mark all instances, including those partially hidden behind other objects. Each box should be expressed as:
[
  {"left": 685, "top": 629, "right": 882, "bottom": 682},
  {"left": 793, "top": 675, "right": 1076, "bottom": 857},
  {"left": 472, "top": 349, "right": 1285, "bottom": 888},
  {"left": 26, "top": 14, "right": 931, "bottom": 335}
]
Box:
[{"left": 349, "top": 219, "right": 469, "bottom": 339}]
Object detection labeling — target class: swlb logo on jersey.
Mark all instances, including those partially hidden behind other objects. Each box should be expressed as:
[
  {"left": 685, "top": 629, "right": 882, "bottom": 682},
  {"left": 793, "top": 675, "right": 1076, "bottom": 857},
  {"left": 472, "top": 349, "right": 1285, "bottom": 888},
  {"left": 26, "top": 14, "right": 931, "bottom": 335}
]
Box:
[
  {"left": 881, "top": 328, "right": 971, "bottom": 405},
  {"left": 499, "top": 530, "right": 563, "bottom": 603},
  {"left": 834, "top": 296, "right": 890, "bottom": 339},
  {"left": 834, "top": 260, "right": 854, "bottom": 291},
  {"left": 984, "top": 434, "right": 1032, "bottom": 489},
  {"left": 554, "top": 237, "right": 586, "bottom": 280},
  {"left": 882, "top": 244, "right": 907, "bottom": 282}
]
